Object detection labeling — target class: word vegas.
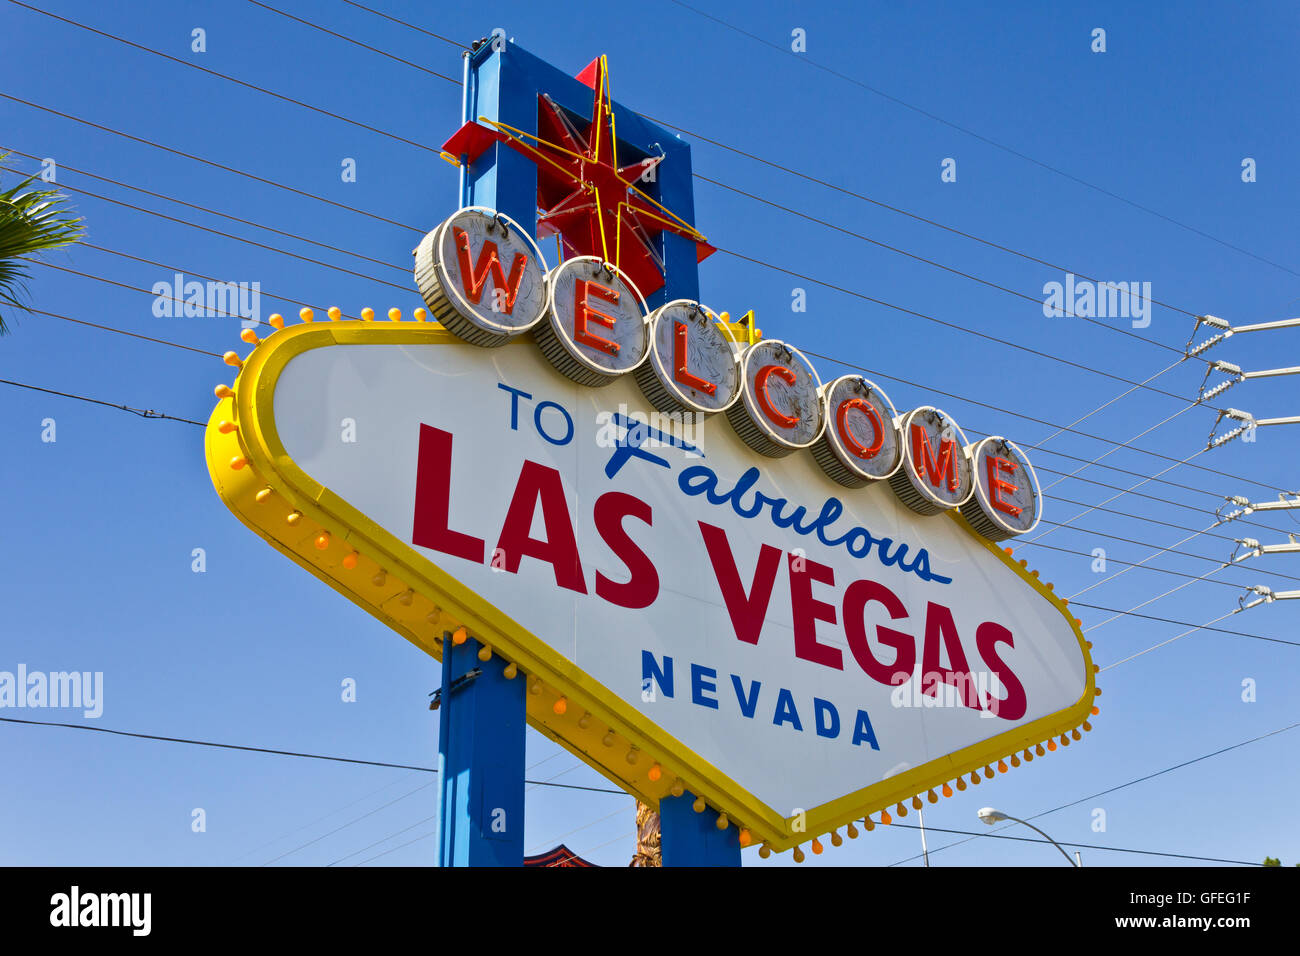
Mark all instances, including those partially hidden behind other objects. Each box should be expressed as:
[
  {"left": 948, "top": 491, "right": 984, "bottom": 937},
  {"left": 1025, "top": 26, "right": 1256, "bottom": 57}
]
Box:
[{"left": 415, "top": 206, "right": 1044, "bottom": 545}]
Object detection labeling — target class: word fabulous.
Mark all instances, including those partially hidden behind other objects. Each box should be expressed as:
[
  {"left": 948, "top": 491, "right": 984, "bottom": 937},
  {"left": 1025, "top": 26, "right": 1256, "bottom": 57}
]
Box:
[{"left": 415, "top": 206, "right": 1040, "bottom": 541}]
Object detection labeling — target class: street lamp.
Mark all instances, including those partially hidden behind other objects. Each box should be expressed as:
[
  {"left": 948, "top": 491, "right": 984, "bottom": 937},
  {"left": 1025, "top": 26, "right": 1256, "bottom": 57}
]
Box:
[{"left": 977, "top": 807, "right": 1079, "bottom": 866}]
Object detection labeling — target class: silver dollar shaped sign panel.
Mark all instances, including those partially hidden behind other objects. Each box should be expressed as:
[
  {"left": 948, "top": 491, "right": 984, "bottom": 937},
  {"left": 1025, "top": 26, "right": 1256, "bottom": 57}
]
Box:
[
  {"left": 536, "top": 256, "right": 651, "bottom": 387},
  {"left": 813, "top": 375, "right": 903, "bottom": 487},
  {"left": 636, "top": 300, "right": 742, "bottom": 415},
  {"left": 960, "top": 437, "right": 1042, "bottom": 540},
  {"left": 727, "top": 339, "right": 826, "bottom": 457},
  {"left": 414, "top": 207, "right": 549, "bottom": 347},
  {"left": 890, "top": 405, "right": 975, "bottom": 515}
]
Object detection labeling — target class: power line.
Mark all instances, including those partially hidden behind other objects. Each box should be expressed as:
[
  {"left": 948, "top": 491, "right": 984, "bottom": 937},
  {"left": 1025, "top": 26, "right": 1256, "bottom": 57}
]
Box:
[
  {"left": 718, "top": 242, "right": 1220, "bottom": 412},
  {"left": 1036, "top": 405, "right": 1200, "bottom": 503},
  {"left": 326, "top": 813, "right": 438, "bottom": 867},
  {"left": 1031, "top": 359, "right": 1186, "bottom": 453},
  {"left": 229, "top": 771, "right": 424, "bottom": 864},
  {"left": 0, "top": 93, "right": 425, "bottom": 233},
  {"left": 26, "top": 250, "right": 1292, "bottom": 529},
  {"left": 337, "top": 0, "right": 1266, "bottom": 327},
  {"left": 1018, "top": 540, "right": 1258, "bottom": 592},
  {"left": 886, "top": 719, "right": 1300, "bottom": 866},
  {"left": 0, "top": 379, "right": 204, "bottom": 426},
  {"left": 244, "top": 0, "right": 458, "bottom": 76},
  {"left": 262, "top": 780, "right": 438, "bottom": 866},
  {"left": 1079, "top": 567, "right": 1230, "bottom": 633},
  {"left": 575, "top": 828, "right": 636, "bottom": 859},
  {"left": 10, "top": 13, "right": 1291, "bottom": 526},
  {"left": 698, "top": 173, "right": 1194, "bottom": 361},
  {"left": 20, "top": 197, "right": 1263, "bottom": 502},
  {"left": 1, "top": 146, "right": 408, "bottom": 274},
  {"left": 37, "top": 177, "right": 413, "bottom": 292},
  {"left": 804, "top": 347, "right": 1283, "bottom": 497},
  {"left": 16, "top": 308, "right": 1293, "bottom": 595},
  {"left": 1101, "top": 608, "right": 1245, "bottom": 671},
  {"left": 22, "top": 278, "right": 1295, "bottom": 597},
  {"left": 33, "top": 251, "right": 333, "bottom": 326},
  {"left": 525, "top": 805, "right": 631, "bottom": 856},
  {"left": 339, "top": 0, "right": 466, "bottom": 49},
  {"left": 882, "top": 822, "right": 1259, "bottom": 866},
  {"left": 1069, "top": 602, "right": 1300, "bottom": 648},
  {"left": 28, "top": 306, "right": 223, "bottom": 358},
  {"left": 0, "top": 715, "right": 626, "bottom": 794},
  {"left": 663, "top": 0, "right": 1300, "bottom": 281},
  {"left": 1044, "top": 493, "right": 1241, "bottom": 542},
  {"left": 1065, "top": 523, "right": 1224, "bottom": 599},
  {"left": 8, "top": 373, "right": 1284, "bottom": 652},
  {"left": 5, "top": 7, "right": 1253, "bottom": 415},
  {"left": 6, "top": 1, "right": 459, "bottom": 146},
  {"left": 32, "top": 247, "right": 1289, "bottom": 515},
  {"left": 353, "top": 828, "right": 437, "bottom": 866},
  {"left": 1029, "top": 524, "right": 1300, "bottom": 587},
  {"left": 6, "top": 102, "right": 1283, "bottom": 499}
]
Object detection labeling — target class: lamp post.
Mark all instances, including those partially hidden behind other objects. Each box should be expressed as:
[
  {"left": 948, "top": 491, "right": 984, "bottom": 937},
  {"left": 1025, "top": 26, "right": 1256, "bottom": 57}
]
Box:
[{"left": 977, "top": 807, "right": 1079, "bottom": 866}]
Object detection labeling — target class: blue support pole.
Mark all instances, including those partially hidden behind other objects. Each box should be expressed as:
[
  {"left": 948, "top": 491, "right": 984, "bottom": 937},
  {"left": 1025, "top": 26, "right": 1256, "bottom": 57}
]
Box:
[
  {"left": 435, "top": 635, "right": 526, "bottom": 867},
  {"left": 440, "top": 39, "right": 732, "bottom": 867},
  {"left": 463, "top": 43, "right": 538, "bottom": 230},
  {"left": 658, "top": 792, "right": 742, "bottom": 867}
]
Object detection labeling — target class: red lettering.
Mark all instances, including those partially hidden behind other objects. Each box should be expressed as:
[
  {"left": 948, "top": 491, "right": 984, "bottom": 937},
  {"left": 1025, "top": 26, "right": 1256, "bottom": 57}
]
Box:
[
  {"left": 789, "top": 555, "right": 843, "bottom": 670},
  {"left": 593, "top": 492, "right": 659, "bottom": 609},
  {"left": 573, "top": 279, "right": 621, "bottom": 355},
  {"left": 673, "top": 321, "right": 718, "bottom": 395},
  {"left": 986, "top": 456, "right": 1022, "bottom": 517},
  {"left": 494, "top": 461, "right": 587, "bottom": 594},
  {"left": 921, "top": 602, "right": 979, "bottom": 709},
  {"left": 837, "top": 398, "right": 884, "bottom": 460},
  {"left": 755, "top": 364, "right": 799, "bottom": 429},
  {"left": 911, "top": 424, "right": 959, "bottom": 492},
  {"left": 975, "top": 621, "right": 1027, "bottom": 720},
  {"left": 453, "top": 227, "right": 527, "bottom": 314},
  {"left": 411, "top": 424, "right": 486, "bottom": 563},
  {"left": 843, "top": 579, "right": 915, "bottom": 685},
  {"left": 698, "top": 521, "right": 781, "bottom": 645}
]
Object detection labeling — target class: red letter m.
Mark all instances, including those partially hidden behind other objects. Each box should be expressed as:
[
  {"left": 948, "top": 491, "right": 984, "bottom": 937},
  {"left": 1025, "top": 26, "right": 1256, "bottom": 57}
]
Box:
[{"left": 911, "top": 423, "right": 959, "bottom": 492}]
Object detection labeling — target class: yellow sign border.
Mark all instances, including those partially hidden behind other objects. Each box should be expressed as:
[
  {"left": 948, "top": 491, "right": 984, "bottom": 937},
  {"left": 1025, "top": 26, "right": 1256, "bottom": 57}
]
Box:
[{"left": 206, "top": 319, "right": 1099, "bottom": 855}]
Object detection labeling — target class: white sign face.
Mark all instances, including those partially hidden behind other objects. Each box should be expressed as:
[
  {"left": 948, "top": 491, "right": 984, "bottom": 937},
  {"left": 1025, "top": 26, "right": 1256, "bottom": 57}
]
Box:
[{"left": 267, "top": 338, "right": 1090, "bottom": 828}]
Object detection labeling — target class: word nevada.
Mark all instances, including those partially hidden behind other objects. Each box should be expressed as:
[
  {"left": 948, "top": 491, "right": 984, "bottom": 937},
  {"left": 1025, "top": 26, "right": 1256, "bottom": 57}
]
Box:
[{"left": 415, "top": 207, "right": 1042, "bottom": 542}]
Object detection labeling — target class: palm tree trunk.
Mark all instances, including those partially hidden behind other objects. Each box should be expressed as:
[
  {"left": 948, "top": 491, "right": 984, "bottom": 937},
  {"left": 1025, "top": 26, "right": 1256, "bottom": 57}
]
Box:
[{"left": 630, "top": 800, "right": 662, "bottom": 866}]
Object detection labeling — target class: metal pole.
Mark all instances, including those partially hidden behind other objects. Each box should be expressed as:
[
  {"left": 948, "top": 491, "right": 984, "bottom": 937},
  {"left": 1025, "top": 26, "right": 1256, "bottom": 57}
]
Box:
[
  {"left": 1003, "top": 814, "right": 1078, "bottom": 866},
  {"left": 917, "top": 805, "right": 930, "bottom": 867}
]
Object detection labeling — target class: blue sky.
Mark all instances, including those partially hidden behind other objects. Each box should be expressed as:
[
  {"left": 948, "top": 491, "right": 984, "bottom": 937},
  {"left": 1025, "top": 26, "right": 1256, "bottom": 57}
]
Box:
[{"left": 2, "top": 0, "right": 1298, "bottom": 867}]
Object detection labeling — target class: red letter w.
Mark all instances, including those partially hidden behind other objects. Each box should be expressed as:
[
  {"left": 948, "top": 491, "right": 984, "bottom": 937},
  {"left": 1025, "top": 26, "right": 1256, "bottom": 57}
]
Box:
[{"left": 453, "top": 227, "right": 527, "bottom": 314}]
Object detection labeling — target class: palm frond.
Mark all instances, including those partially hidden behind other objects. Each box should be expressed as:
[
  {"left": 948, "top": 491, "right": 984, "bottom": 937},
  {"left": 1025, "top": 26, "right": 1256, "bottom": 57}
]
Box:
[{"left": 0, "top": 153, "right": 87, "bottom": 334}]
